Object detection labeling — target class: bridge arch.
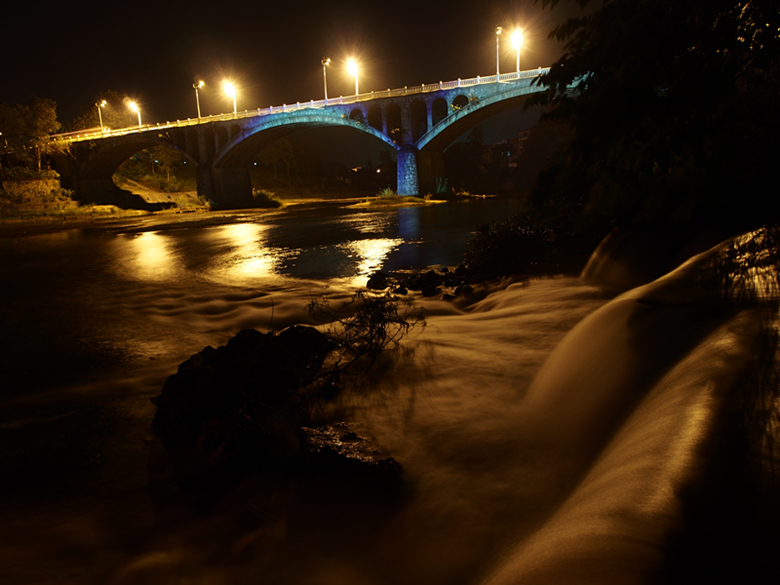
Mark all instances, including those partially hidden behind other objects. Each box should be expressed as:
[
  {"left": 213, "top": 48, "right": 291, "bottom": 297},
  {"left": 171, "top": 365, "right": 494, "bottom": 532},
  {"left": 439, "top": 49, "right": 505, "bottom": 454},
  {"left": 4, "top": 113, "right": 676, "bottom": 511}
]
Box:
[
  {"left": 386, "top": 104, "right": 402, "bottom": 144},
  {"left": 411, "top": 100, "right": 428, "bottom": 142},
  {"left": 212, "top": 108, "right": 396, "bottom": 170},
  {"left": 432, "top": 98, "right": 448, "bottom": 126},
  {"left": 451, "top": 94, "right": 469, "bottom": 112},
  {"left": 367, "top": 106, "right": 383, "bottom": 132},
  {"left": 217, "top": 126, "right": 229, "bottom": 149},
  {"left": 416, "top": 84, "right": 545, "bottom": 153}
]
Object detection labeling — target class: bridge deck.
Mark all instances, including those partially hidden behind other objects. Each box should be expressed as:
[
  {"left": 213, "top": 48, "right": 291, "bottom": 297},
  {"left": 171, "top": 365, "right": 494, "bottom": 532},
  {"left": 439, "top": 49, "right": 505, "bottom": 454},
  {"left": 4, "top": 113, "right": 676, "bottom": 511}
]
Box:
[{"left": 54, "top": 68, "right": 549, "bottom": 143}]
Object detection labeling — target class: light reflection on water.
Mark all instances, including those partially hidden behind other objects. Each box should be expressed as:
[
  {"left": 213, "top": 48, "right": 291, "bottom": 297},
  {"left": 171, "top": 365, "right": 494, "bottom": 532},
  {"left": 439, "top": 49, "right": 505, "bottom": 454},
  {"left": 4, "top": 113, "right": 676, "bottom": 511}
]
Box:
[
  {"left": 108, "top": 220, "right": 409, "bottom": 287},
  {"left": 117, "top": 231, "right": 180, "bottom": 282},
  {"left": 340, "top": 237, "right": 405, "bottom": 277},
  {"left": 207, "top": 223, "right": 293, "bottom": 283}
]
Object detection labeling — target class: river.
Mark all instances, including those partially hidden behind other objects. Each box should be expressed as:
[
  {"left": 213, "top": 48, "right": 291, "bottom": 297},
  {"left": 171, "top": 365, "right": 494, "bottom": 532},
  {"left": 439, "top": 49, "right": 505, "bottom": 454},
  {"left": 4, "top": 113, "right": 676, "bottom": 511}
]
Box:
[{"left": 0, "top": 198, "right": 777, "bottom": 584}]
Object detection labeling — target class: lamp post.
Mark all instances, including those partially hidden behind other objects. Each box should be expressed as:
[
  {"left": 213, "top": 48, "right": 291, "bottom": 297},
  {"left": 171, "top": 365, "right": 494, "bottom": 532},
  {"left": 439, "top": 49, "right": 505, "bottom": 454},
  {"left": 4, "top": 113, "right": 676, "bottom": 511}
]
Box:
[
  {"left": 347, "top": 58, "right": 359, "bottom": 96},
  {"left": 322, "top": 57, "right": 331, "bottom": 101},
  {"left": 127, "top": 101, "right": 142, "bottom": 128},
  {"left": 193, "top": 80, "right": 204, "bottom": 118},
  {"left": 511, "top": 28, "right": 524, "bottom": 73},
  {"left": 96, "top": 100, "right": 107, "bottom": 130},
  {"left": 223, "top": 80, "right": 237, "bottom": 115},
  {"left": 495, "top": 26, "right": 502, "bottom": 76}
]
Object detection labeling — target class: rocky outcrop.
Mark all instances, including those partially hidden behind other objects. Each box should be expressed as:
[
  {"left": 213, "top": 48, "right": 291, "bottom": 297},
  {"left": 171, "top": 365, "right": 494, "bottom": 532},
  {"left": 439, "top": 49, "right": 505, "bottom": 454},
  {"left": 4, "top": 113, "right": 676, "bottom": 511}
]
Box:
[
  {"left": 151, "top": 325, "right": 334, "bottom": 482},
  {"left": 299, "top": 422, "right": 403, "bottom": 491}
]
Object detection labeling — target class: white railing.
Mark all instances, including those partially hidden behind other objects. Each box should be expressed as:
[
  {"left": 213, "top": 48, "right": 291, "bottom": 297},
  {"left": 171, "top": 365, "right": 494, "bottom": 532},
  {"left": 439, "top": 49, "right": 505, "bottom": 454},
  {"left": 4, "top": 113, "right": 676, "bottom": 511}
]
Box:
[{"left": 53, "top": 67, "right": 549, "bottom": 142}]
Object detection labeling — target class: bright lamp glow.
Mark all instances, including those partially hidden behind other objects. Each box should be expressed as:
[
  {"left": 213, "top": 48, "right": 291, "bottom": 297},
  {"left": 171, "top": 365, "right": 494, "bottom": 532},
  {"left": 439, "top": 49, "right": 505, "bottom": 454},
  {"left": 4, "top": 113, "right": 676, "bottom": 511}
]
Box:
[
  {"left": 126, "top": 100, "right": 142, "bottom": 127},
  {"left": 346, "top": 58, "right": 359, "bottom": 95},
  {"left": 222, "top": 80, "right": 237, "bottom": 114},
  {"left": 511, "top": 28, "right": 524, "bottom": 72}
]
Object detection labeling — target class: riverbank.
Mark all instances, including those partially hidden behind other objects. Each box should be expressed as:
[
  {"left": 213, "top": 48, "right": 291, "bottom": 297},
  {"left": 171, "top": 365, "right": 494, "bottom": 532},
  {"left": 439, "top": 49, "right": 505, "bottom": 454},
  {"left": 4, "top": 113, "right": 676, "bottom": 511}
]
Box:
[{"left": 0, "top": 190, "right": 491, "bottom": 239}]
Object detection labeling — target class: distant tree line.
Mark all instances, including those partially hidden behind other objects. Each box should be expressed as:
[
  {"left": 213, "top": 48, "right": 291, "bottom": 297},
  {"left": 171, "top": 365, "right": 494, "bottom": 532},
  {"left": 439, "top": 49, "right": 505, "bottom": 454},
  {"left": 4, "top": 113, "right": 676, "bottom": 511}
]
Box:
[{"left": 0, "top": 97, "right": 65, "bottom": 176}]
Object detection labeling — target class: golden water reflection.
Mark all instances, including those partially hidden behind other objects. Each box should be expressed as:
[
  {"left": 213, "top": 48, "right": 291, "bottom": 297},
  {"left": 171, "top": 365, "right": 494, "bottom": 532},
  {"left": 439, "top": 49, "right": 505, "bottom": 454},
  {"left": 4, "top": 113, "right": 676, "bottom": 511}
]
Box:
[
  {"left": 341, "top": 238, "right": 404, "bottom": 276},
  {"left": 212, "top": 223, "right": 296, "bottom": 283},
  {"left": 120, "top": 231, "right": 179, "bottom": 282}
]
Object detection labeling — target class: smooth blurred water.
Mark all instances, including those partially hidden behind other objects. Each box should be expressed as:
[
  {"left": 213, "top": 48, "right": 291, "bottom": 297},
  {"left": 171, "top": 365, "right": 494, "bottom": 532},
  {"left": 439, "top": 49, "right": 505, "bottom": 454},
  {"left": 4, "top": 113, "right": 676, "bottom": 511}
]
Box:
[
  {"left": 2, "top": 201, "right": 768, "bottom": 585},
  {"left": 0, "top": 198, "right": 523, "bottom": 396}
]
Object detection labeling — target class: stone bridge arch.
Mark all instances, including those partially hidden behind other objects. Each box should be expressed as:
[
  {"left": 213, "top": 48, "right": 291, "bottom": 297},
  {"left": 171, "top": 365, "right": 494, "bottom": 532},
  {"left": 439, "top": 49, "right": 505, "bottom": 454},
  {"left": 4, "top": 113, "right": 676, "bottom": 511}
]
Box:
[
  {"left": 202, "top": 108, "right": 397, "bottom": 206},
  {"left": 57, "top": 132, "right": 197, "bottom": 203}
]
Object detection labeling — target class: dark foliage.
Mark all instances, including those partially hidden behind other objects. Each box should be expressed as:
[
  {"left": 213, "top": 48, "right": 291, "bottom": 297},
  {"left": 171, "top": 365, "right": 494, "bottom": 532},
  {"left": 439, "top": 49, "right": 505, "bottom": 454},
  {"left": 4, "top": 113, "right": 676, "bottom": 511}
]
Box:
[
  {"left": 463, "top": 212, "right": 592, "bottom": 281},
  {"left": 531, "top": 0, "right": 780, "bottom": 232},
  {"left": 307, "top": 290, "right": 425, "bottom": 373}
]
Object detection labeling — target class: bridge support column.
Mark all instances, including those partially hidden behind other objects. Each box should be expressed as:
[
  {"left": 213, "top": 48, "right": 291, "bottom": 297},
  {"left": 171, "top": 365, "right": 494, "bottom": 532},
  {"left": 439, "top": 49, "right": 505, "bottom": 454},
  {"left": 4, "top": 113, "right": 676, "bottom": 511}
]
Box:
[
  {"left": 397, "top": 145, "right": 419, "bottom": 196},
  {"left": 197, "top": 166, "right": 253, "bottom": 209}
]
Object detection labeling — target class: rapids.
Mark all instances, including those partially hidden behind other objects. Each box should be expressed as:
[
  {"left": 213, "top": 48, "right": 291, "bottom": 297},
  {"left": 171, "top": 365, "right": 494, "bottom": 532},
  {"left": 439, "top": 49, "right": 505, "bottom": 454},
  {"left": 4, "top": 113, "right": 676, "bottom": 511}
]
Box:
[{"left": 0, "top": 208, "right": 778, "bottom": 584}]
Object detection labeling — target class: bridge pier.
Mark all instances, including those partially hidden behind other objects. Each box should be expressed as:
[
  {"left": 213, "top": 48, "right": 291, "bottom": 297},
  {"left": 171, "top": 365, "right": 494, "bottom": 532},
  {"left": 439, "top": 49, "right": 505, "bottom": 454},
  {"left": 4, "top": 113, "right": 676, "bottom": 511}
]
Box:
[
  {"left": 397, "top": 145, "right": 419, "bottom": 196},
  {"left": 197, "top": 167, "right": 253, "bottom": 209},
  {"left": 397, "top": 147, "right": 446, "bottom": 196}
]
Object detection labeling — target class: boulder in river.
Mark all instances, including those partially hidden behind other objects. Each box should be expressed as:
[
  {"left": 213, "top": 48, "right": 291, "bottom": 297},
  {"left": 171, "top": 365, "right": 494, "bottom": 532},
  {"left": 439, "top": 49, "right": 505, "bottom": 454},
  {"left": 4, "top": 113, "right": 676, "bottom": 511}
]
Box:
[
  {"left": 299, "top": 422, "right": 403, "bottom": 491},
  {"left": 151, "top": 325, "right": 334, "bottom": 482}
]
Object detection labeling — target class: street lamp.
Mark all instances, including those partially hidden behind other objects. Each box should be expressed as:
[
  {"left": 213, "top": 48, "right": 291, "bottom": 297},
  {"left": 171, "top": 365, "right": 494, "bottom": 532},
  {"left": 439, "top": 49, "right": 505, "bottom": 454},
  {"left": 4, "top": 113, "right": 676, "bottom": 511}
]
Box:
[
  {"left": 495, "top": 26, "right": 502, "bottom": 76},
  {"left": 96, "top": 100, "right": 107, "bottom": 131},
  {"left": 511, "top": 28, "right": 524, "bottom": 73},
  {"left": 193, "top": 80, "right": 204, "bottom": 118},
  {"left": 347, "top": 58, "right": 359, "bottom": 96},
  {"left": 322, "top": 57, "right": 331, "bottom": 101},
  {"left": 127, "top": 100, "right": 142, "bottom": 128},
  {"left": 223, "top": 80, "right": 237, "bottom": 115}
]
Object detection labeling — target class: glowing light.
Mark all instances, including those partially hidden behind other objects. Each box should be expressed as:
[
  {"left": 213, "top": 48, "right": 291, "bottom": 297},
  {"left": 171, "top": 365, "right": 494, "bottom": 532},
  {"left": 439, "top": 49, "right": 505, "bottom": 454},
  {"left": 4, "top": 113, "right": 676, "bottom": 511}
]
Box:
[
  {"left": 222, "top": 80, "right": 237, "bottom": 114},
  {"left": 96, "top": 100, "right": 107, "bottom": 130},
  {"left": 193, "top": 80, "right": 205, "bottom": 118},
  {"left": 126, "top": 100, "right": 142, "bottom": 127},
  {"left": 347, "top": 58, "right": 359, "bottom": 95},
  {"left": 511, "top": 28, "right": 524, "bottom": 72}
]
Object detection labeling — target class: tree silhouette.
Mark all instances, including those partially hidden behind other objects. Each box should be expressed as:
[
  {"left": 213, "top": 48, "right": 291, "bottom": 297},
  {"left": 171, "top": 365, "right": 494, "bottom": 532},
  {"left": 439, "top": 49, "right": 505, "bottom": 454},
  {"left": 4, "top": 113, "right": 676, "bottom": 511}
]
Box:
[
  {"left": 0, "top": 96, "right": 63, "bottom": 173},
  {"left": 532, "top": 0, "right": 780, "bottom": 232}
]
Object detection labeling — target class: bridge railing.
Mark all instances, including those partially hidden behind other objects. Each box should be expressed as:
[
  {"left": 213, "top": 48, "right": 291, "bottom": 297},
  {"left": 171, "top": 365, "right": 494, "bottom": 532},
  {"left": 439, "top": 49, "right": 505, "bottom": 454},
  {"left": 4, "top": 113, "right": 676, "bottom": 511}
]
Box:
[{"left": 52, "top": 67, "right": 550, "bottom": 142}]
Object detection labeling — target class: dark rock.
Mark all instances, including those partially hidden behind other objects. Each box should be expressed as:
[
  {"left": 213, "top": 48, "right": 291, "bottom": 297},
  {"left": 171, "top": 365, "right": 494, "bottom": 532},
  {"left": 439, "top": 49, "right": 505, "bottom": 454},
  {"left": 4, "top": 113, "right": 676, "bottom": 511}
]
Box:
[
  {"left": 367, "top": 271, "right": 390, "bottom": 290},
  {"left": 151, "top": 325, "right": 335, "bottom": 482},
  {"left": 299, "top": 422, "right": 403, "bottom": 490}
]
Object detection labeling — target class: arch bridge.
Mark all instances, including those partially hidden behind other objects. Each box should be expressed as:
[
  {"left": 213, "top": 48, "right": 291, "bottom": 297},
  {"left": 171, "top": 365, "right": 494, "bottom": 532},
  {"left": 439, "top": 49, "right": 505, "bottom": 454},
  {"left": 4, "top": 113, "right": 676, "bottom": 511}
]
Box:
[{"left": 55, "top": 68, "right": 550, "bottom": 208}]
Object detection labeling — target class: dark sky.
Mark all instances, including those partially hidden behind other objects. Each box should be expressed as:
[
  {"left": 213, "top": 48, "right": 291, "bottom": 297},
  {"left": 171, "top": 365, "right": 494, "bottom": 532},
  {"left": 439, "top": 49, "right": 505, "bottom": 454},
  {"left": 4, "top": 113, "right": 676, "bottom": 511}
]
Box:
[{"left": 3, "top": 0, "right": 580, "bottom": 127}]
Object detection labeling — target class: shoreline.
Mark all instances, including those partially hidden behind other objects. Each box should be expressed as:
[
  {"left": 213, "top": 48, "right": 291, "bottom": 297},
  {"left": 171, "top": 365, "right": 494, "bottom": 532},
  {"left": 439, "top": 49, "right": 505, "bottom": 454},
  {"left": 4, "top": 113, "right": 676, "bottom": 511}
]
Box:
[
  {"left": 0, "top": 193, "right": 361, "bottom": 239},
  {"left": 0, "top": 191, "right": 498, "bottom": 239}
]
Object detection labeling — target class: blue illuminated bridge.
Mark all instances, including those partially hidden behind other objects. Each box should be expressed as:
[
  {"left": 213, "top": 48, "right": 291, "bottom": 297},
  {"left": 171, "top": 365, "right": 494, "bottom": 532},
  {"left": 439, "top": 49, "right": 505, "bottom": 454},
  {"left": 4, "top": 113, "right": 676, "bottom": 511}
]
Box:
[{"left": 54, "top": 68, "right": 550, "bottom": 208}]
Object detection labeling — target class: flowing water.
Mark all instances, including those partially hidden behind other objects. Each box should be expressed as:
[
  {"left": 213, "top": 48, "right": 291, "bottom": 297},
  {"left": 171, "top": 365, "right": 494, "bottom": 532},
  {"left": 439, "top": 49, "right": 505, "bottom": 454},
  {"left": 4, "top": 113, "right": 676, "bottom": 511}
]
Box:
[{"left": 0, "top": 199, "right": 776, "bottom": 584}]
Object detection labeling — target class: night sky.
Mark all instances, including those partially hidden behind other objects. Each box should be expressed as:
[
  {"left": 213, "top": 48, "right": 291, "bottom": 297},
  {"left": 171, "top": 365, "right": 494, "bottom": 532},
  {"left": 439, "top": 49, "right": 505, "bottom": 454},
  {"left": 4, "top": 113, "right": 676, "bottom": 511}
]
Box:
[{"left": 2, "top": 1, "right": 577, "bottom": 128}]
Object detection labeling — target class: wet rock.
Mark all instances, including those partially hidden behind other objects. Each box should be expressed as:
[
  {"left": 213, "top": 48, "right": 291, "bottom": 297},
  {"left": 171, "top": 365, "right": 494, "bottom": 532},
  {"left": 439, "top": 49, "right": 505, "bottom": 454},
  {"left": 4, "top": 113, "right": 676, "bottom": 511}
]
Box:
[
  {"left": 367, "top": 270, "right": 390, "bottom": 290},
  {"left": 454, "top": 284, "right": 474, "bottom": 297},
  {"left": 299, "top": 422, "right": 403, "bottom": 490},
  {"left": 421, "top": 284, "right": 442, "bottom": 297},
  {"left": 151, "top": 325, "right": 334, "bottom": 482}
]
